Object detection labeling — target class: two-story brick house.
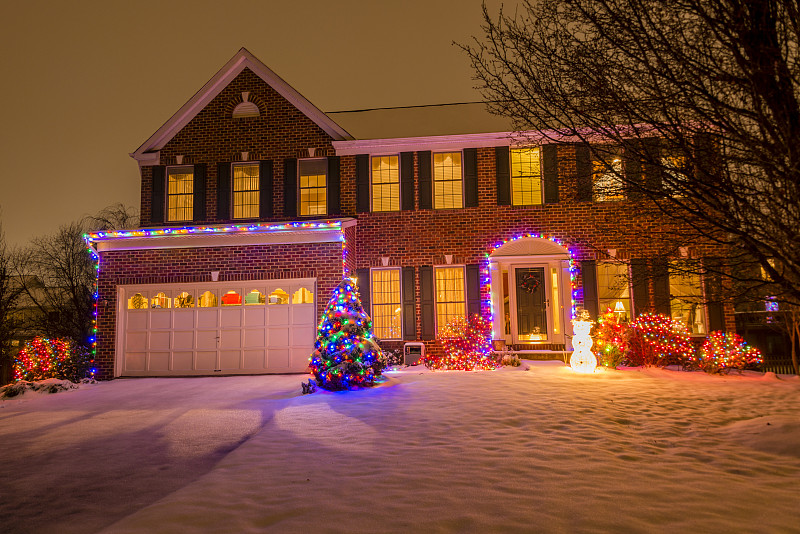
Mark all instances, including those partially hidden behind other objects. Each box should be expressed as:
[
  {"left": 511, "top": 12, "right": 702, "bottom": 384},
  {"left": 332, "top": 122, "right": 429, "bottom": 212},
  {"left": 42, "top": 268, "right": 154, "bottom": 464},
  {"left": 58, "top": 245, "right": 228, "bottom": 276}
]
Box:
[{"left": 86, "top": 48, "right": 731, "bottom": 379}]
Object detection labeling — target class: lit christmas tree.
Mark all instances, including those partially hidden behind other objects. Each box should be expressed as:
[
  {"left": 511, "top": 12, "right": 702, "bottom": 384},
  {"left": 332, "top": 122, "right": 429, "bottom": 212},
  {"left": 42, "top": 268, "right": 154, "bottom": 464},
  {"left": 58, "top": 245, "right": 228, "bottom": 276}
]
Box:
[
  {"left": 309, "top": 278, "right": 385, "bottom": 390},
  {"left": 593, "top": 309, "right": 628, "bottom": 368},
  {"left": 425, "top": 314, "right": 499, "bottom": 371}
]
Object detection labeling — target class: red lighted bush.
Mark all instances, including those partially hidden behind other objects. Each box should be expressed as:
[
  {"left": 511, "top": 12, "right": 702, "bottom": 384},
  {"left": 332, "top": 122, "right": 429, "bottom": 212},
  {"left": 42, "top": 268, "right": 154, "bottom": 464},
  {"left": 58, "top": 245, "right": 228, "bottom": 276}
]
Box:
[
  {"left": 693, "top": 331, "right": 762, "bottom": 373},
  {"left": 624, "top": 313, "right": 693, "bottom": 367}
]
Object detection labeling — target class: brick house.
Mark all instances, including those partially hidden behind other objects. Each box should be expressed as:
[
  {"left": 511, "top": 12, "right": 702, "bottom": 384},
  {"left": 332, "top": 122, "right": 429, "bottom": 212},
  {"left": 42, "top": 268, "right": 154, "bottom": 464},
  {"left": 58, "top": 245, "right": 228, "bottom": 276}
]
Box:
[{"left": 86, "top": 48, "right": 732, "bottom": 379}]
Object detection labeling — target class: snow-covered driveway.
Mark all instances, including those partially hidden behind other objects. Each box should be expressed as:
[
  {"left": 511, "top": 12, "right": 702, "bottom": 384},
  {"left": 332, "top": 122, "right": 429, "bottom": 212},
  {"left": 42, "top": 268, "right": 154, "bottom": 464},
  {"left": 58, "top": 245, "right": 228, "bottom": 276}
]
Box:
[{"left": 1, "top": 363, "right": 799, "bottom": 533}]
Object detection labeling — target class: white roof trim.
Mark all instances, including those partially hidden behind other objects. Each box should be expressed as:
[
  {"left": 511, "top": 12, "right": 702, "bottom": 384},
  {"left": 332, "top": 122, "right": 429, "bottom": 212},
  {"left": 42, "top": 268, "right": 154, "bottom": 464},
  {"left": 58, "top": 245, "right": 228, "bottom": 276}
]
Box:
[{"left": 132, "top": 48, "right": 352, "bottom": 163}]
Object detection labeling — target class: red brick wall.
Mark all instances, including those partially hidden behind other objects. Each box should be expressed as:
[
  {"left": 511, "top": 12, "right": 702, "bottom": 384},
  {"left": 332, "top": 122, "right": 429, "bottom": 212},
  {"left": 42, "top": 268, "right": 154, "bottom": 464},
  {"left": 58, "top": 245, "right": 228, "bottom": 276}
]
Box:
[{"left": 95, "top": 241, "right": 343, "bottom": 379}]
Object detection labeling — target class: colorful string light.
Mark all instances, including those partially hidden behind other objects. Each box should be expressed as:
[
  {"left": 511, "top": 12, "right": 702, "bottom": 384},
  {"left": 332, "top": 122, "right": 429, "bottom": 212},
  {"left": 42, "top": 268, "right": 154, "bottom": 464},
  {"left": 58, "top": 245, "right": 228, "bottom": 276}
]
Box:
[
  {"left": 694, "top": 331, "right": 762, "bottom": 373},
  {"left": 570, "top": 311, "right": 597, "bottom": 373},
  {"left": 14, "top": 336, "right": 93, "bottom": 382},
  {"left": 426, "top": 314, "right": 499, "bottom": 371},
  {"left": 626, "top": 312, "right": 693, "bottom": 367},
  {"left": 84, "top": 220, "right": 344, "bottom": 242}
]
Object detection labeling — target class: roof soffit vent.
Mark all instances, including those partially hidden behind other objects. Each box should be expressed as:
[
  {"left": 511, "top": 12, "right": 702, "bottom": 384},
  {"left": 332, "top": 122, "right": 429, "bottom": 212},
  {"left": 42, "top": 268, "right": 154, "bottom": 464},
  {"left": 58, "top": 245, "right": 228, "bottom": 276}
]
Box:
[{"left": 233, "top": 91, "right": 260, "bottom": 118}]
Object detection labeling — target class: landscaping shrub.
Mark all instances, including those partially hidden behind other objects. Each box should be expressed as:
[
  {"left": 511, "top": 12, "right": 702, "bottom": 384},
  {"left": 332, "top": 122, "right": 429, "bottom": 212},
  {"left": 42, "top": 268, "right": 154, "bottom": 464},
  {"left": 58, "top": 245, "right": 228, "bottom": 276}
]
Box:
[
  {"left": 623, "top": 313, "right": 693, "bottom": 367},
  {"left": 14, "top": 337, "right": 93, "bottom": 383},
  {"left": 427, "top": 314, "right": 499, "bottom": 371},
  {"left": 592, "top": 310, "right": 628, "bottom": 368},
  {"left": 692, "top": 331, "right": 763, "bottom": 373}
]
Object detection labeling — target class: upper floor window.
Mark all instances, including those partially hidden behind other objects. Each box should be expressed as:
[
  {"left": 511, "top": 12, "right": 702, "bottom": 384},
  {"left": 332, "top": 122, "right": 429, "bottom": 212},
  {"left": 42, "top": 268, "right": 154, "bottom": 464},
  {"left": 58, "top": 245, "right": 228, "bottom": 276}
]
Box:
[
  {"left": 593, "top": 156, "right": 625, "bottom": 202},
  {"left": 371, "top": 155, "right": 400, "bottom": 212},
  {"left": 299, "top": 159, "right": 327, "bottom": 216},
  {"left": 661, "top": 151, "right": 688, "bottom": 197},
  {"left": 669, "top": 260, "right": 706, "bottom": 335},
  {"left": 511, "top": 147, "right": 542, "bottom": 205},
  {"left": 434, "top": 152, "right": 463, "bottom": 209},
  {"left": 434, "top": 266, "right": 466, "bottom": 336},
  {"left": 232, "top": 163, "right": 260, "bottom": 219},
  {"left": 597, "top": 262, "right": 631, "bottom": 321},
  {"left": 167, "top": 166, "right": 194, "bottom": 222},
  {"left": 371, "top": 268, "right": 402, "bottom": 339}
]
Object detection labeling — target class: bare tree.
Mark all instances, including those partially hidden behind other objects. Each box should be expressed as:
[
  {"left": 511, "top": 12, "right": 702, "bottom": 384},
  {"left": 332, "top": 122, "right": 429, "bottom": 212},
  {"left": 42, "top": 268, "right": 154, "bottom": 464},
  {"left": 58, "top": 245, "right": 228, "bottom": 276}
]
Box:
[
  {"left": 0, "top": 221, "right": 23, "bottom": 384},
  {"left": 464, "top": 0, "right": 800, "bottom": 312}
]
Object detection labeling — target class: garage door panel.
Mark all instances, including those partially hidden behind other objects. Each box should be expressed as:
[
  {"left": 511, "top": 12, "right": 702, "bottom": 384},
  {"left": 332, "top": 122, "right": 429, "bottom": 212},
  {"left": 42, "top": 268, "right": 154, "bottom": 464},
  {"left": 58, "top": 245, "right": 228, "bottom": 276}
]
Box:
[
  {"left": 243, "top": 350, "right": 266, "bottom": 369},
  {"left": 268, "top": 327, "right": 289, "bottom": 347},
  {"left": 221, "top": 308, "right": 242, "bottom": 328},
  {"left": 268, "top": 348, "right": 290, "bottom": 370},
  {"left": 292, "top": 305, "right": 315, "bottom": 325},
  {"left": 150, "top": 311, "right": 172, "bottom": 330},
  {"left": 173, "top": 352, "right": 193, "bottom": 371},
  {"left": 173, "top": 331, "right": 194, "bottom": 350},
  {"left": 195, "top": 352, "right": 217, "bottom": 370},
  {"left": 243, "top": 328, "right": 265, "bottom": 348},
  {"left": 150, "top": 331, "right": 170, "bottom": 351},
  {"left": 197, "top": 330, "right": 218, "bottom": 350},
  {"left": 290, "top": 348, "right": 310, "bottom": 372},
  {"left": 268, "top": 306, "right": 290, "bottom": 325},
  {"left": 174, "top": 310, "right": 194, "bottom": 329},
  {"left": 220, "top": 350, "right": 242, "bottom": 370},
  {"left": 197, "top": 310, "right": 217, "bottom": 328},
  {"left": 149, "top": 352, "right": 170, "bottom": 371},
  {"left": 127, "top": 312, "right": 148, "bottom": 330},
  {"left": 126, "top": 332, "right": 147, "bottom": 351},
  {"left": 292, "top": 325, "right": 314, "bottom": 346},
  {"left": 244, "top": 308, "right": 265, "bottom": 327},
  {"left": 219, "top": 329, "right": 241, "bottom": 349},
  {"left": 125, "top": 353, "right": 146, "bottom": 371}
]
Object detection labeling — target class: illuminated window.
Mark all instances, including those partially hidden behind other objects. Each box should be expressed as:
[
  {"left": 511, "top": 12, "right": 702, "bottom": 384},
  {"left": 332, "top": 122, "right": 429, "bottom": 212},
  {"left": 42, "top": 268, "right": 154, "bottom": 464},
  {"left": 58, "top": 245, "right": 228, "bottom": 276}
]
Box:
[
  {"left": 434, "top": 266, "right": 466, "bottom": 336},
  {"left": 151, "top": 292, "right": 170, "bottom": 309},
  {"left": 662, "top": 152, "right": 688, "bottom": 197},
  {"left": 433, "top": 152, "right": 463, "bottom": 209},
  {"left": 371, "top": 269, "right": 401, "bottom": 339},
  {"left": 511, "top": 147, "right": 542, "bottom": 205},
  {"left": 592, "top": 157, "right": 624, "bottom": 201},
  {"left": 128, "top": 293, "right": 148, "bottom": 309},
  {"left": 245, "top": 290, "right": 265, "bottom": 305},
  {"left": 198, "top": 291, "right": 217, "bottom": 308},
  {"left": 174, "top": 292, "right": 194, "bottom": 308},
  {"left": 669, "top": 261, "right": 706, "bottom": 334},
  {"left": 371, "top": 155, "right": 400, "bottom": 212},
  {"left": 268, "top": 288, "right": 289, "bottom": 305},
  {"left": 597, "top": 262, "right": 631, "bottom": 321},
  {"left": 232, "top": 163, "right": 259, "bottom": 219},
  {"left": 299, "top": 159, "right": 327, "bottom": 216},
  {"left": 221, "top": 290, "right": 242, "bottom": 306},
  {"left": 292, "top": 287, "right": 314, "bottom": 304},
  {"left": 167, "top": 167, "right": 194, "bottom": 222}
]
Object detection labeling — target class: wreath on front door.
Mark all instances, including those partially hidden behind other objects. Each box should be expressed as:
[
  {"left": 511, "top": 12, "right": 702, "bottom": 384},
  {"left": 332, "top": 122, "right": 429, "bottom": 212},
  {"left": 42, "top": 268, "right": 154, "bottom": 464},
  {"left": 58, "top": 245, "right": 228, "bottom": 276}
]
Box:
[{"left": 520, "top": 272, "right": 541, "bottom": 294}]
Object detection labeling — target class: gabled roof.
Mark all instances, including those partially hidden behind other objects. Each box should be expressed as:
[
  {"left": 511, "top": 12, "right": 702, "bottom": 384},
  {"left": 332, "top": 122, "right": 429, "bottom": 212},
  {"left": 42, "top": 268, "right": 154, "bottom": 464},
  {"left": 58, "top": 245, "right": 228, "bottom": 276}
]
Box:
[{"left": 131, "top": 47, "right": 352, "bottom": 163}]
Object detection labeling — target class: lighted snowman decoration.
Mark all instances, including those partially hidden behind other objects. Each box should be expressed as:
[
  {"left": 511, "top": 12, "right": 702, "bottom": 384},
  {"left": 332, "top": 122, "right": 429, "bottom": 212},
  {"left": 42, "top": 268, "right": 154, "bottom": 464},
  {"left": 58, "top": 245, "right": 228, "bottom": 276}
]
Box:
[{"left": 570, "top": 309, "right": 597, "bottom": 373}]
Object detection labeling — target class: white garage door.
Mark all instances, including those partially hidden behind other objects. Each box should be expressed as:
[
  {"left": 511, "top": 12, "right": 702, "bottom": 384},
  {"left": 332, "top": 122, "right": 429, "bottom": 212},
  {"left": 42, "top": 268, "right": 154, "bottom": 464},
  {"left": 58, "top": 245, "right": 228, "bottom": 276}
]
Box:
[{"left": 117, "top": 279, "right": 317, "bottom": 376}]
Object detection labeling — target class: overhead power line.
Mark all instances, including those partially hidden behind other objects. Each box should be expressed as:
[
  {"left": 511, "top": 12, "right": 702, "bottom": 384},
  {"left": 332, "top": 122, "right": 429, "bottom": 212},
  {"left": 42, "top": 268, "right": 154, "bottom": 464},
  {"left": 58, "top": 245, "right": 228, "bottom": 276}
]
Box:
[{"left": 324, "top": 100, "right": 495, "bottom": 114}]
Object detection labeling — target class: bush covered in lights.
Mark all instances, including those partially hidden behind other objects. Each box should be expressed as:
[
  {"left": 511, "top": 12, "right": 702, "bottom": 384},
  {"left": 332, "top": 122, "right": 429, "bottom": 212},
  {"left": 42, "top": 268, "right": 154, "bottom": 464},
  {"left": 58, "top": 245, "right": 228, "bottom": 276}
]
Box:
[
  {"left": 426, "top": 314, "right": 499, "bottom": 371},
  {"left": 14, "top": 336, "right": 94, "bottom": 383},
  {"left": 624, "top": 313, "right": 693, "bottom": 367},
  {"left": 692, "top": 331, "right": 763, "bottom": 374},
  {"left": 309, "top": 278, "right": 385, "bottom": 390},
  {"left": 593, "top": 309, "right": 628, "bottom": 368}
]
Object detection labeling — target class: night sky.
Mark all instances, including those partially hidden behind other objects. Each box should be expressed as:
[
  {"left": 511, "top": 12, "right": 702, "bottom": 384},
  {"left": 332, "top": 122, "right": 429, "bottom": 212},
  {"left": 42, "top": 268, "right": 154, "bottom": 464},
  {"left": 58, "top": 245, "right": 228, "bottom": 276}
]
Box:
[{"left": 0, "top": 0, "right": 509, "bottom": 247}]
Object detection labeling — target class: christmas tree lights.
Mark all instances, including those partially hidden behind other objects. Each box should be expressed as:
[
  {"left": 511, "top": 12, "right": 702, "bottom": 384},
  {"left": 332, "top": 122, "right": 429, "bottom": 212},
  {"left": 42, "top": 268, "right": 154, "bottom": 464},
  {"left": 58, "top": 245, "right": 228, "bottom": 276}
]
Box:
[
  {"left": 625, "top": 313, "right": 692, "bottom": 367},
  {"left": 694, "top": 331, "right": 762, "bottom": 373},
  {"left": 309, "top": 278, "right": 385, "bottom": 390},
  {"left": 570, "top": 310, "right": 597, "bottom": 373},
  {"left": 426, "top": 314, "right": 499, "bottom": 371},
  {"left": 14, "top": 336, "right": 93, "bottom": 382},
  {"left": 593, "top": 309, "right": 627, "bottom": 368}
]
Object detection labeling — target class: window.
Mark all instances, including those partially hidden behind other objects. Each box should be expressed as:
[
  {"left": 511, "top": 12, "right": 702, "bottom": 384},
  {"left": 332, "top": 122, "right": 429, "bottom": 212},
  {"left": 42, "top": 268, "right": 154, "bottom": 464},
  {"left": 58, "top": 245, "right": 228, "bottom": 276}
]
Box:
[
  {"left": 233, "top": 163, "right": 259, "bottom": 219},
  {"left": 245, "top": 290, "right": 265, "bottom": 305},
  {"left": 434, "top": 266, "right": 466, "bottom": 336},
  {"left": 669, "top": 261, "right": 706, "bottom": 334},
  {"left": 268, "top": 288, "right": 289, "bottom": 305},
  {"left": 592, "top": 157, "right": 624, "bottom": 201},
  {"left": 371, "top": 269, "right": 402, "bottom": 339},
  {"left": 198, "top": 291, "right": 217, "bottom": 308},
  {"left": 128, "top": 293, "right": 148, "bottom": 309},
  {"left": 433, "top": 152, "right": 463, "bottom": 209},
  {"left": 661, "top": 152, "right": 688, "bottom": 196},
  {"left": 597, "top": 262, "right": 631, "bottom": 321},
  {"left": 292, "top": 287, "right": 314, "bottom": 304},
  {"left": 371, "top": 155, "right": 400, "bottom": 212},
  {"left": 221, "top": 290, "right": 242, "bottom": 306},
  {"left": 174, "top": 292, "right": 194, "bottom": 308},
  {"left": 299, "top": 159, "right": 327, "bottom": 216},
  {"left": 151, "top": 292, "right": 170, "bottom": 309},
  {"left": 511, "top": 147, "right": 542, "bottom": 205},
  {"left": 167, "top": 167, "right": 194, "bottom": 222}
]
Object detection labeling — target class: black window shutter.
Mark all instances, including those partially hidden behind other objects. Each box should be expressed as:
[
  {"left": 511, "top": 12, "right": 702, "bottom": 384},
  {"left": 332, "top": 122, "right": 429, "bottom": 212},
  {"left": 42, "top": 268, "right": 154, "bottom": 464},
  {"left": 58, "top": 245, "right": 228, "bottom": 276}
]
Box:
[
  {"left": 466, "top": 264, "right": 481, "bottom": 317},
  {"left": 356, "top": 268, "right": 370, "bottom": 317},
  {"left": 402, "top": 266, "right": 416, "bottom": 340},
  {"left": 193, "top": 164, "right": 206, "bottom": 221},
  {"left": 418, "top": 151, "right": 432, "bottom": 209},
  {"left": 495, "top": 146, "right": 511, "bottom": 205},
  {"left": 464, "top": 148, "right": 479, "bottom": 207},
  {"left": 283, "top": 158, "right": 297, "bottom": 218},
  {"left": 216, "top": 163, "right": 231, "bottom": 221},
  {"left": 151, "top": 165, "right": 165, "bottom": 224},
  {"left": 624, "top": 141, "right": 643, "bottom": 200},
  {"left": 652, "top": 259, "right": 671, "bottom": 315},
  {"left": 401, "top": 151, "right": 414, "bottom": 211},
  {"left": 355, "top": 154, "right": 369, "bottom": 213},
  {"left": 581, "top": 260, "right": 599, "bottom": 319},
  {"left": 631, "top": 259, "right": 650, "bottom": 316},
  {"left": 259, "top": 160, "right": 273, "bottom": 218},
  {"left": 542, "top": 144, "right": 559, "bottom": 204},
  {"left": 327, "top": 156, "right": 341, "bottom": 216},
  {"left": 642, "top": 138, "right": 662, "bottom": 194},
  {"left": 419, "top": 265, "right": 434, "bottom": 339},
  {"left": 575, "top": 144, "right": 593, "bottom": 201},
  {"left": 703, "top": 258, "right": 725, "bottom": 332}
]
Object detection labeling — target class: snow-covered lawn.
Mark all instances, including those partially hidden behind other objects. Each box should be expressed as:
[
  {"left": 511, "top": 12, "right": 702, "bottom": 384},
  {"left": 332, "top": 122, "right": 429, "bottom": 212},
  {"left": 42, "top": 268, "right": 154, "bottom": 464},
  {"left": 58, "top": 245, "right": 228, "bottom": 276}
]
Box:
[{"left": 1, "top": 362, "right": 799, "bottom": 533}]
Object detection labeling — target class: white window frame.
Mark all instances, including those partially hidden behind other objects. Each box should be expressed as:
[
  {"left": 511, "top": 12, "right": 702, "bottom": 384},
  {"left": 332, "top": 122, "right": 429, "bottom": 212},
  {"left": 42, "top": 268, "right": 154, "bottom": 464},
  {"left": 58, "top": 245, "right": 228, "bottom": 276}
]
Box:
[
  {"left": 433, "top": 151, "right": 464, "bottom": 210},
  {"left": 592, "top": 156, "right": 625, "bottom": 202},
  {"left": 370, "top": 267, "right": 403, "bottom": 340},
  {"left": 510, "top": 146, "right": 543, "bottom": 206},
  {"left": 433, "top": 265, "right": 467, "bottom": 337},
  {"left": 231, "top": 162, "right": 260, "bottom": 220},
  {"left": 596, "top": 261, "right": 632, "bottom": 321},
  {"left": 166, "top": 165, "right": 194, "bottom": 222},
  {"left": 668, "top": 260, "right": 708, "bottom": 336},
  {"left": 370, "top": 154, "right": 401, "bottom": 213},
  {"left": 298, "top": 158, "right": 328, "bottom": 216}
]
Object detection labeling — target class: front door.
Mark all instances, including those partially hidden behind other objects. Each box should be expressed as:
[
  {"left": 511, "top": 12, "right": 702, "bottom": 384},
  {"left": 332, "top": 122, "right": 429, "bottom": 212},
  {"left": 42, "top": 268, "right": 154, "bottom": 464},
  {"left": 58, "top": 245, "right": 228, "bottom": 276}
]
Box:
[{"left": 515, "top": 267, "right": 547, "bottom": 342}]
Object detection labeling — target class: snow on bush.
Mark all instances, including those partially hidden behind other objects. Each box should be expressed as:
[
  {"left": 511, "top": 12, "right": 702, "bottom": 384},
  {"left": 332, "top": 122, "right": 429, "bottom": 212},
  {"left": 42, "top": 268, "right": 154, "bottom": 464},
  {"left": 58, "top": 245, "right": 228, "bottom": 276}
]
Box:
[
  {"left": 0, "top": 378, "right": 84, "bottom": 399},
  {"left": 692, "top": 331, "right": 763, "bottom": 374},
  {"left": 624, "top": 313, "right": 693, "bottom": 367}
]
